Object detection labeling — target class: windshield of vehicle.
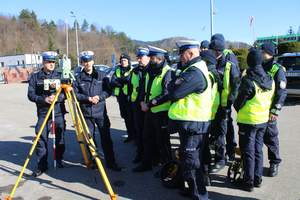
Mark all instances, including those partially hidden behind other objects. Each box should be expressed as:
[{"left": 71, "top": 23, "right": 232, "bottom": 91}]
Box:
[{"left": 278, "top": 56, "right": 300, "bottom": 70}]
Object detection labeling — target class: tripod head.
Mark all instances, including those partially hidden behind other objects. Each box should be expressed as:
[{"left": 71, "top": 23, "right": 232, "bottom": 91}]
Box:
[{"left": 59, "top": 54, "right": 76, "bottom": 84}]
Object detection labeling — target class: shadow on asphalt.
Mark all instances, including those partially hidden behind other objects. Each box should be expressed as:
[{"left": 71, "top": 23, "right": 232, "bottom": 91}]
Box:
[{"left": 1, "top": 125, "right": 261, "bottom": 200}]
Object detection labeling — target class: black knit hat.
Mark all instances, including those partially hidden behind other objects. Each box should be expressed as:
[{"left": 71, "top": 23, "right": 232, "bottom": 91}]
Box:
[
  {"left": 201, "top": 40, "right": 210, "bottom": 48},
  {"left": 260, "top": 42, "right": 275, "bottom": 56},
  {"left": 247, "top": 49, "right": 263, "bottom": 68},
  {"left": 120, "top": 53, "right": 131, "bottom": 62},
  {"left": 209, "top": 39, "right": 225, "bottom": 55},
  {"left": 200, "top": 50, "right": 217, "bottom": 65},
  {"left": 211, "top": 33, "right": 225, "bottom": 43}
]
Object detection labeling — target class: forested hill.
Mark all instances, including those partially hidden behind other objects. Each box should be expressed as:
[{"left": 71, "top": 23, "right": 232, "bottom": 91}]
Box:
[{"left": 0, "top": 9, "right": 250, "bottom": 69}]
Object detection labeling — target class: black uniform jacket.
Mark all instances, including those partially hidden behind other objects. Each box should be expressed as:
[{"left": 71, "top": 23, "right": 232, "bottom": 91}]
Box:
[
  {"left": 127, "top": 63, "right": 150, "bottom": 111},
  {"left": 140, "top": 58, "right": 175, "bottom": 109},
  {"left": 216, "top": 55, "right": 240, "bottom": 109},
  {"left": 28, "top": 68, "right": 66, "bottom": 118},
  {"left": 262, "top": 57, "right": 287, "bottom": 116},
  {"left": 110, "top": 64, "right": 132, "bottom": 100},
  {"left": 73, "top": 68, "right": 111, "bottom": 118}
]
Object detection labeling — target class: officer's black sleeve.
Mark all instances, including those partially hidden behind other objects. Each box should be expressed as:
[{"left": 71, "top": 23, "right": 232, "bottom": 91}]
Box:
[
  {"left": 271, "top": 68, "right": 287, "bottom": 116},
  {"left": 110, "top": 70, "right": 123, "bottom": 88},
  {"left": 27, "top": 74, "right": 45, "bottom": 105},
  {"left": 147, "top": 70, "right": 175, "bottom": 108},
  {"left": 234, "top": 78, "right": 255, "bottom": 112},
  {"left": 228, "top": 63, "right": 240, "bottom": 108},
  {"left": 72, "top": 75, "right": 89, "bottom": 102},
  {"left": 98, "top": 76, "right": 112, "bottom": 101},
  {"left": 168, "top": 67, "right": 206, "bottom": 103},
  {"left": 127, "top": 71, "right": 134, "bottom": 99}
]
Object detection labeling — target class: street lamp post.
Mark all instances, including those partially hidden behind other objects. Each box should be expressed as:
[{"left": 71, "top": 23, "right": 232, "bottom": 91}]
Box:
[
  {"left": 210, "top": 0, "right": 217, "bottom": 37},
  {"left": 71, "top": 11, "right": 84, "bottom": 67}
]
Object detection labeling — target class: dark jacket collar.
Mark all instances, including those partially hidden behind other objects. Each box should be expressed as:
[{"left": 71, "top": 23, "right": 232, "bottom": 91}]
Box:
[
  {"left": 245, "top": 65, "right": 273, "bottom": 90},
  {"left": 262, "top": 56, "right": 275, "bottom": 72},
  {"left": 182, "top": 56, "right": 202, "bottom": 71}
]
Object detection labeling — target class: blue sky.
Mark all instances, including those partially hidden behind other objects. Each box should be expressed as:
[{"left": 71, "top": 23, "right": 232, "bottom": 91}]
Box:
[{"left": 1, "top": 0, "right": 300, "bottom": 45}]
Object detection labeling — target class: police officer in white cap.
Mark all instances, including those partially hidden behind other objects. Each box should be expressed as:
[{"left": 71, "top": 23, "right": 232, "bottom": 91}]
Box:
[
  {"left": 167, "top": 41, "right": 210, "bottom": 199},
  {"left": 127, "top": 47, "right": 150, "bottom": 164},
  {"left": 73, "top": 51, "right": 121, "bottom": 171},
  {"left": 28, "top": 51, "right": 67, "bottom": 177},
  {"left": 132, "top": 46, "right": 174, "bottom": 177}
]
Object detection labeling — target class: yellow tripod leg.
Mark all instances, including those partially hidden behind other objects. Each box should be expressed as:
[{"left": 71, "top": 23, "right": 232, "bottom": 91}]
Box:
[
  {"left": 63, "top": 85, "right": 90, "bottom": 169},
  {"left": 68, "top": 86, "right": 118, "bottom": 200},
  {"left": 3, "top": 87, "right": 63, "bottom": 200}
]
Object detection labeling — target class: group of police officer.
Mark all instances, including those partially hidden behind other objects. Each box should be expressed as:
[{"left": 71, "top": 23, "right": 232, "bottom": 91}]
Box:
[{"left": 28, "top": 33, "right": 286, "bottom": 200}]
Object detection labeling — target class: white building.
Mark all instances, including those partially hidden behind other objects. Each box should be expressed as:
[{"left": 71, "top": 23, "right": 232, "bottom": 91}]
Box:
[{"left": 0, "top": 54, "right": 42, "bottom": 69}]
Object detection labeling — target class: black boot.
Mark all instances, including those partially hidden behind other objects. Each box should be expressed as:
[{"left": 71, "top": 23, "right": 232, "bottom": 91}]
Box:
[{"left": 203, "top": 170, "right": 211, "bottom": 186}]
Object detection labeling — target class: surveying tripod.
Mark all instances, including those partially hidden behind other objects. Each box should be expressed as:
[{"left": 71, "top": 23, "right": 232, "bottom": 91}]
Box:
[{"left": 4, "top": 84, "right": 118, "bottom": 200}]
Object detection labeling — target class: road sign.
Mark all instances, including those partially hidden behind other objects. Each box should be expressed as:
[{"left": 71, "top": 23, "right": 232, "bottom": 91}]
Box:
[{"left": 111, "top": 54, "right": 115, "bottom": 66}]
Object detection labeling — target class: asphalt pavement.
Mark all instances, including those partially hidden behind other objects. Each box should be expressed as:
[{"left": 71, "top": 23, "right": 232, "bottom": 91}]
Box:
[{"left": 0, "top": 82, "right": 300, "bottom": 200}]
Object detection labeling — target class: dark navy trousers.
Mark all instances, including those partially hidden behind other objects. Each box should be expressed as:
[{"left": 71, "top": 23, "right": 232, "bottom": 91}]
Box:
[
  {"left": 141, "top": 111, "right": 172, "bottom": 166},
  {"left": 35, "top": 115, "right": 65, "bottom": 169},
  {"left": 179, "top": 132, "right": 209, "bottom": 200},
  {"left": 226, "top": 109, "right": 237, "bottom": 155},
  {"left": 264, "top": 119, "right": 281, "bottom": 166},
  {"left": 85, "top": 112, "right": 116, "bottom": 165},
  {"left": 238, "top": 123, "right": 266, "bottom": 186},
  {"left": 133, "top": 109, "right": 145, "bottom": 156},
  {"left": 117, "top": 97, "right": 136, "bottom": 140}
]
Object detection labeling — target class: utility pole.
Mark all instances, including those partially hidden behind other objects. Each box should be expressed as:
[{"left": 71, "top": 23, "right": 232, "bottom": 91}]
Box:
[
  {"left": 210, "top": 0, "right": 217, "bottom": 38},
  {"left": 71, "top": 11, "right": 84, "bottom": 67}
]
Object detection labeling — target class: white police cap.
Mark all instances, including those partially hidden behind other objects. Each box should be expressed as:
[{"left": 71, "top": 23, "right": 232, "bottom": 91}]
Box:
[
  {"left": 148, "top": 45, "right": 167, "bottom": 56},
  {"left": 78, "top": 51, "right": 94, "bottom": 62},
  {"left": 136, "top": 47, "right": 149, "bottom": 57},
  {"left": 41, "top": 51, "right": 58, "bottom": 61},
  {"left": 176, "top": 40, "right": 200, "bottom": 54}
]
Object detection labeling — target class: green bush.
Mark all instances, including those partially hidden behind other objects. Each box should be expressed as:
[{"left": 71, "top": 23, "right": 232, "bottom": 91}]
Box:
[
  {"left": 232, "top": 48, "right": 248, "bottom": 56},
  {"left": 278, "top": 41, "right": 300, "bottom": 55},
  {"left": 231, "top": 48, "right": 248, "bottom": 72},
  {"left": 236, "top": 55, "right": 248, "bottom": 71}
]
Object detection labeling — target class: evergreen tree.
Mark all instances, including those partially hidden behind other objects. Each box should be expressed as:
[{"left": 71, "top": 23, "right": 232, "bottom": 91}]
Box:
[
  {"left": 90, "top": 24, "right": 97, "bottom": 32},
  {"left": 81, "top": 19, "right": 89, "bottom": 32},
  {"left": 19, "top": 9, "right": 31, "bottom": 22},
  {"left": 47, "top": 35, "right": 55, "bottom": 51},
  {"left": 72, "top": 20, "right": 80, "bottom": 30},
  {"left": 287, "top": 26, "right": 295, "bottom": 35},
  {"left": 11, "top": 15, "right": 16, "bottom": 21},
  {"left": 18, "top": 9, "right": 41, "bottom": 33},
  {"left": 100, "top": 27, "right": 106, "bottom": 35},
  {"left": 15, "top": 41, "right": 25, "bottom": 54}
]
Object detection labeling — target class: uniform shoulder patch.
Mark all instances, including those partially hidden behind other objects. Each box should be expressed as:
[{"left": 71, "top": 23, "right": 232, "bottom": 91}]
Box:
[
  {"left": 280, "top": 80, "right": 286, "bottom": 89},
  {"left": 175, "top": 78, "right": 184, "bottom": 85}
]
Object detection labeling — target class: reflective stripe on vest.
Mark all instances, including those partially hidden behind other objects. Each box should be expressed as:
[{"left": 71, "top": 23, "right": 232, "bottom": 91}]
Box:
[
  {"left": 145, "top": 65, "right": 171, "bottom": 113},
  {"left": 209, "top": 72, "right": 220, "bottom": 120},
  {"left": 223, "top": 49, "right": 233, "bottom": 57},
  {"left": 221, "top": 62, "right": 231, "bottom": 107},
  {"left": 131, "top": 72, "right": 139, "bottom": 102},
  {"left": 168, "top": 61, "right": 212, "bottom": 122},
  {"left": 236, "top": 81, "right": 275, "bottom": 124},
  {"left": 114, "top": 67, "right": 133, "bottom": 96},
  {"left": 267, "top": 63, "right": 286, "bottom": 79}
]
